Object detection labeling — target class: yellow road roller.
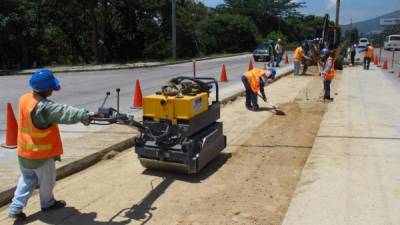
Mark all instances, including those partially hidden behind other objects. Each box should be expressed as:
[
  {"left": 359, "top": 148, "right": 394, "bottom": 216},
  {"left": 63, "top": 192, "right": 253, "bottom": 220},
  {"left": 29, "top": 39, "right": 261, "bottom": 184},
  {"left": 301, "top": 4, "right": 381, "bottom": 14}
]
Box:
[{"left": 91, "top": 76, "right": 226, "bottom": 174}]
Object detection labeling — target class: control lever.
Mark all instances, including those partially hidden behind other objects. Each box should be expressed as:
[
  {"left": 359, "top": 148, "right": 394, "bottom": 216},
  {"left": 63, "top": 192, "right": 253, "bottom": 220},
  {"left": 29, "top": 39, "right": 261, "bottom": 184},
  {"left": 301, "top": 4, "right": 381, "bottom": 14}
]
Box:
[
  {"left": 90, "top": 88, "right": 175, "bottom": 143},
  {"left": 100, "top": 91, "right": 110, "bottom": 108},
  {"left": 116, "top": 88, "right": 120, "bottom": 113}
]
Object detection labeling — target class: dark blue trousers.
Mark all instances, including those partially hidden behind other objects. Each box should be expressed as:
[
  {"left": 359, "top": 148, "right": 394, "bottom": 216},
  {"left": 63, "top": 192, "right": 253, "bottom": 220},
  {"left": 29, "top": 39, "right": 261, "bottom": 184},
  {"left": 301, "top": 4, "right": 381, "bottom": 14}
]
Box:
[
  {"left": 324, "top": 79, "right": 332, "bottom": 99},
  {"left": 241, "top": 75, "right": 258, "bottom": 107}
]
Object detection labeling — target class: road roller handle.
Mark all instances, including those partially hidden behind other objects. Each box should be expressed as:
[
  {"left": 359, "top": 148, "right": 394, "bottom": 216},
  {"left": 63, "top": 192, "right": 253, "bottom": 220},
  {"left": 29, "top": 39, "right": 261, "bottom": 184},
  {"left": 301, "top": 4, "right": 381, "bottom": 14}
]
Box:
[{"left": 89, "top": 88, "right": 171, "bottom": 143}]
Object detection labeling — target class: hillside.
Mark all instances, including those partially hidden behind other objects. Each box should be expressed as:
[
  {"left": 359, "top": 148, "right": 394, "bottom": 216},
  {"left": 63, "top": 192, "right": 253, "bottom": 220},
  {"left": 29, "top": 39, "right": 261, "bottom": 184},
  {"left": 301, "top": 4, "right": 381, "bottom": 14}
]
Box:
[{"left": 342, "top": 10, "right": 400, "bottom": 35}]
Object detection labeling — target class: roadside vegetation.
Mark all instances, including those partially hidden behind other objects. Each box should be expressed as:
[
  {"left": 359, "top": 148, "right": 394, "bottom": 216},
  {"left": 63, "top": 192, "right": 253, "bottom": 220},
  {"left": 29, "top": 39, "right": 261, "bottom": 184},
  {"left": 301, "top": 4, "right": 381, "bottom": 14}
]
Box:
[
  {"left": 369, "top": 25, "right": 400, "bottom": 47},
  {"left": 1, "top": 0, "right": 329, "bottom": 69}
]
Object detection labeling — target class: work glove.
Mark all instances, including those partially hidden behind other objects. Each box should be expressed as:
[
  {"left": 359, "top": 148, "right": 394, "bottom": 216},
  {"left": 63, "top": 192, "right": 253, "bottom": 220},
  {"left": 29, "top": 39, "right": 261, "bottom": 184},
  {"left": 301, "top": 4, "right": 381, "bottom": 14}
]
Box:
[
  {"left": 81, "top": 116, "right": 91, "bottom": 126},
  {"left": 81, "top": 112, "right": 103, "bottom": 126}
]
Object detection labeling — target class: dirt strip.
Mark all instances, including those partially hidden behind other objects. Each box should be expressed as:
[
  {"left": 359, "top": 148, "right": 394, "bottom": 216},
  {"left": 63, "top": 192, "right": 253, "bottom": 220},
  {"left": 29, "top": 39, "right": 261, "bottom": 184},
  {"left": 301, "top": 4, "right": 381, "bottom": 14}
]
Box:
[{"left": 0, "top": 67, "right": 339, "bottom": 225}]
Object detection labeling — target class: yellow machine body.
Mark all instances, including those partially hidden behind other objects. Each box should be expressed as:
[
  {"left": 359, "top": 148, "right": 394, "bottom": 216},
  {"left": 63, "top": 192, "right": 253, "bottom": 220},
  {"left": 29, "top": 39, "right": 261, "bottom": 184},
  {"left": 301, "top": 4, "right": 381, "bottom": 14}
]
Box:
[{"left": 143, "top": 92, "right": 209, "bottom": 123}]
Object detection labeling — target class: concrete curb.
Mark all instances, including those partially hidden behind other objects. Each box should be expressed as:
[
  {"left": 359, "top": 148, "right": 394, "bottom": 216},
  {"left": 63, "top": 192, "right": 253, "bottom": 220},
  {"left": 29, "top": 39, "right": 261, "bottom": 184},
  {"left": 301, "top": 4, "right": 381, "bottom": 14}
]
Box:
[
  {"left": 0, "top": 68, "right": 293, "bottom": 207},
  {"left": 0, "top": 53, "right": 250, "bottom": 76},
  {"left": 0, "top": 138, "right": 135, "bottom": 207}
]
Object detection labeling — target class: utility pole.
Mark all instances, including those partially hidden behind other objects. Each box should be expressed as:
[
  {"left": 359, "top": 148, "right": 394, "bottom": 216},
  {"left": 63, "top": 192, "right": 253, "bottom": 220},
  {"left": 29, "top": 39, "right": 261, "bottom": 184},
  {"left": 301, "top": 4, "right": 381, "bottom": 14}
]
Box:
[
  {"left": 334, "top": 0, "right": 341, "bottom": 44},
  {"left": 172, "top": 0, "right": 177, "bottom": 60}
]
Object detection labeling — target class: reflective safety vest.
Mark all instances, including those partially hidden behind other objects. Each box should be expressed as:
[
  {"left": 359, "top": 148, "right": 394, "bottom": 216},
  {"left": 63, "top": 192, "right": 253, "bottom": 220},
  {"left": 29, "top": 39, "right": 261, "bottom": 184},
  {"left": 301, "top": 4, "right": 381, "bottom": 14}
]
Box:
[
  {"left": 293, "top": 47, "right": 303, "bottom": 61},
  {"left": 17, "top": 93, "right": 63, "bottom": 159},
  {"left": 244, "top": 68, "right": 266, "bottom": 93},
  {"left": 324, "top": 57, "right": 335, "bottom": 81},
  {"left": 364, "top": 46, "right": 374, "bottom": 58}
]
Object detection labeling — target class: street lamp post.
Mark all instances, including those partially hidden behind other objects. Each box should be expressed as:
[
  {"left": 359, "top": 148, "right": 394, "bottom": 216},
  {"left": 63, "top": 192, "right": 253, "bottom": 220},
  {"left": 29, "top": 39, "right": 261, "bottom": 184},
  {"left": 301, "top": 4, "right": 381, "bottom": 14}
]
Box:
[
  {"left": 334, "top": 0, "right": 340, "bottom": 44},
  {"left": 172, "top": 0, "right": 177, "bottom": 60}
]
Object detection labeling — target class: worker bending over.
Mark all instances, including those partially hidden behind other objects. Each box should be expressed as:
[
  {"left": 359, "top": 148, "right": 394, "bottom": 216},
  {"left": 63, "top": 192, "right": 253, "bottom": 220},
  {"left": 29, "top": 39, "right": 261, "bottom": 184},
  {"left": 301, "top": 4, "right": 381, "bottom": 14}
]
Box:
[
  {"left": 293, "top": 42, "right": 311, "bottom": 75},
  {"left": 320, "top": 48, "right": 335, "bottom": 101},
  {"left": 359, "top": 43, "right": 374, "bottom": 70},
  {"left": 241, "top": 68, "right": 276, "bottom": 111},
  {"left": 8, "top": 69, "right": 97, "bottom": 221}
]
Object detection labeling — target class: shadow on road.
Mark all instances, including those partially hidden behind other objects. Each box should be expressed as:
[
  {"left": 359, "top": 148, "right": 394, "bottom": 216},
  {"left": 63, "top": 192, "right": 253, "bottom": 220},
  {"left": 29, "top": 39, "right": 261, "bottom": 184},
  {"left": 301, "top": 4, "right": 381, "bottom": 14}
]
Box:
[
  {"left": 14, "top": 207, "right": 129, "bottom": 225},
  {"left": 231, "top": 144, "right": 312, "bottom": 149},
  {"left": 252, "top": 107, "right": 286, "bottom": 116},
  {"left": 107, "top": 152, "right": 232, "bottom": 225}
]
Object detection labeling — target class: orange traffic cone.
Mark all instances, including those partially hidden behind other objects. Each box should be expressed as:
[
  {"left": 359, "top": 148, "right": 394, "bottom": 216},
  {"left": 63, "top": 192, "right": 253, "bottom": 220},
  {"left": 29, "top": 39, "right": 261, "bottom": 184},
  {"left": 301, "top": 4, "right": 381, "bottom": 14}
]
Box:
[
  {"left": 248, "top": 59, "right": 254, "bottom": 71},
  {"left": 220, "top": 64, "right": 228, "bottom": 82},
  {"left": 373, "top": 56, "right": 378, "bottom": 65},
  {"left": 2, "top": 103, "right": 18, "bottom": 149},
  {"left": 382, "top": 58, "right": 388, "bottom": 70},
  {"left": 284, "top": 53, "right": 289, "bottom": 64},
  {"left": 132, "top": 80, "right": 143, "bottom": 108}
]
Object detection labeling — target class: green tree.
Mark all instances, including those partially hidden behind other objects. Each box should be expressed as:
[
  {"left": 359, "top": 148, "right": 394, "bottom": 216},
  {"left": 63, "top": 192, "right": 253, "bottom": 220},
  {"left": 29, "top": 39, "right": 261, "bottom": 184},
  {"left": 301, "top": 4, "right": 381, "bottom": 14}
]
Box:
[
  {"left": 281, "top": 14, "right": 329, "bottom": 43},
  {"left": 344, "top": 28, "right": 359, "bottom": 45},
  {"left": 370, "top": 24, "right": 400, "bottom": 47},
  {"left": 0, "top": 0, "right": 329, "bottom": 69},
  {"left": 198, "top": 14, "right": 259, "bottom": 54},
  {"left": 263, "top": 31, "right": 287, "bottom": 43},
  {"left": 216, "top": 0, "right": 304, "bottom": 36}
]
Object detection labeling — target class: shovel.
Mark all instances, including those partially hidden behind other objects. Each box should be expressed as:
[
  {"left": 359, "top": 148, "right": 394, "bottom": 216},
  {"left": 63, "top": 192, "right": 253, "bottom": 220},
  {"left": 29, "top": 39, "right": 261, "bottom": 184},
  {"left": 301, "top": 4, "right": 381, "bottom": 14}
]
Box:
[{"left": 257, "top": 94, "right": 286, "bottom": 115}]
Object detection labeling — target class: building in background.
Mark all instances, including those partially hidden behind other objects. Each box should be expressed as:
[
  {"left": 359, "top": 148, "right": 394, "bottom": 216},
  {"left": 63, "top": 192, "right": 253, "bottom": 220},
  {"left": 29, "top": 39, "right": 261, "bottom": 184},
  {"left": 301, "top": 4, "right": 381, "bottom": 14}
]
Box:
[{"left": 380, "top": 18, "right": 400, "bottom": 26}]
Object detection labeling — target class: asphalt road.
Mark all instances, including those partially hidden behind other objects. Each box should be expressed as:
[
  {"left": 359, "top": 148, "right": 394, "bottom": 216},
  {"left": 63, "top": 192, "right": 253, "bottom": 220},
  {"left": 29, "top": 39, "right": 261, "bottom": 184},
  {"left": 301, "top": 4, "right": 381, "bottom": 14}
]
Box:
[
  {"left": 0, "top": 55, "right": 246, "bottom": 139},
  {"left": 1, "top": 48, "right": 395, "bottom": 145},
  {"left": 0, "top": 53, "right": 293, "bottom": 158}
]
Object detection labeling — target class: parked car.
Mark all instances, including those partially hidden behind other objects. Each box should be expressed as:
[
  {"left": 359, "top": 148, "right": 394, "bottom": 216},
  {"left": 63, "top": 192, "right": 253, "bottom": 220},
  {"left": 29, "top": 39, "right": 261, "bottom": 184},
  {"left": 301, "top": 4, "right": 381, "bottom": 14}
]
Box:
[
  {"left": 384, "top": 35, "right": 400, "bottom": 51},
  {"left": 252, "top": 40, "right": 275, "bottom": 62},
  {"left": 358, "top": 38, "right": 369, "bottom": 48}
]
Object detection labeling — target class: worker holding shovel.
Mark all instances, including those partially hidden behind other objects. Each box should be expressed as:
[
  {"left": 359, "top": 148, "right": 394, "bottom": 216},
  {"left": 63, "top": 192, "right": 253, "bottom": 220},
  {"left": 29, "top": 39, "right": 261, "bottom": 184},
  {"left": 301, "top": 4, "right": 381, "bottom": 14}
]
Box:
[{"left": 241, "top": 68, "right": 276, "bottom": 111}]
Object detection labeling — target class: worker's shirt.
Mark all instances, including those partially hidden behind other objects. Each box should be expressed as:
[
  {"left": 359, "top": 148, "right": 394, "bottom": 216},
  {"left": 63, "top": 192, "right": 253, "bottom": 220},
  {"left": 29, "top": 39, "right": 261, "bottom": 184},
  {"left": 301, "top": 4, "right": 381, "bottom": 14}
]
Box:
[
  {"left": 366, "top": 46, "right": 374, "bottom": 58},
  {"left": 322, "top": 57, "right": 334, "bottom": 81},
  {"left": 359, "top": 46, "right": 374, "bottom": 58},
  {"left": 351, "top": 45, "right": 356, "bottom": 53},
  {"left": 268, "top": 44, "right": 275, "bottom": 57},
  {"left": 19, "top": 98, "right": 91, "bottom": 169},
  {"left": 293, "top": 47, "right": 304, "bottom": 61},
  {"left": 275, "top": 43, "right": 283, "bottom": 54}
]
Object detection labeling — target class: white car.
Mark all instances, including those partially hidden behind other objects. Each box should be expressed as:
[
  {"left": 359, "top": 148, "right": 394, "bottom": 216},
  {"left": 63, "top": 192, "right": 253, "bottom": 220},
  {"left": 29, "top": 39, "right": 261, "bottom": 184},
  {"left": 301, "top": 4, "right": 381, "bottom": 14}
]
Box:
[
  {"left": 384, "top": 35, "right": 400, "bottom": 51},
  {"left": 358, "top": 38, "right": 369, "bottom": 48}
]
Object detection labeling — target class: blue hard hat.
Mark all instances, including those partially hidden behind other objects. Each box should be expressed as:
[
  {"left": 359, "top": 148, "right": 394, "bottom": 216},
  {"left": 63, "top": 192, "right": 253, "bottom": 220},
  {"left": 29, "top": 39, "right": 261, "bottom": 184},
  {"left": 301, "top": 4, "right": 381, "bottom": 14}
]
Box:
[
  {"left": 267, "top": 68, "right": 276, "bottom": 79},
  {"left": 321, "top": 48, "right": 330, "bottom": 57},
  {"left": 29, "top": 68, "right": 61, "bottom": 92}
]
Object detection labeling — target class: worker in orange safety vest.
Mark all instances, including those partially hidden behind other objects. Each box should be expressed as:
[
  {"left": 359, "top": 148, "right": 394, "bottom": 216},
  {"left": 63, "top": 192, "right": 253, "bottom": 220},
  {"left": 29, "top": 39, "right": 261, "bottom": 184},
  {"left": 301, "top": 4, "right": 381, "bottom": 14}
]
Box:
[
  {"left": 359, "top": 43, "right": 374, "bottom": 70},
  {"left": 8, "top": 68, "right": 98, "bottom": 221},
  {"left": 241, "top": 68, "right": 276, "bottom": 111},
  {"left": 293, "top": 42, "right": 311, "bottom": 75},
  {"left": 320, "top": 48, "right": 335, "bottom": 102}
]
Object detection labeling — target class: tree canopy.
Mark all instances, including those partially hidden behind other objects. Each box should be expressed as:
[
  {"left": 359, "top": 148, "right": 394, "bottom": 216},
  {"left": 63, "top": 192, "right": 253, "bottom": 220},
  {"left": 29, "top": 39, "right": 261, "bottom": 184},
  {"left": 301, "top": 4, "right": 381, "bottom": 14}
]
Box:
[{"left": 0, "top": 0, "right": 330, "bottom": 69}]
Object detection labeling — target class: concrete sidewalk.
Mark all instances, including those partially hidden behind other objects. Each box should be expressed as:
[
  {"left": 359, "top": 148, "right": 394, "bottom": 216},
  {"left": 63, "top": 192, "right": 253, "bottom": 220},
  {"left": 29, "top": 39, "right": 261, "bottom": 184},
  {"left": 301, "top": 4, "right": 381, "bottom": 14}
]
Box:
[
  {"left": 282, "top": 66, "right": 400, "bottom": 225},
  {"left": 0, "top": 65, "right": 293, "bottom": 206}
]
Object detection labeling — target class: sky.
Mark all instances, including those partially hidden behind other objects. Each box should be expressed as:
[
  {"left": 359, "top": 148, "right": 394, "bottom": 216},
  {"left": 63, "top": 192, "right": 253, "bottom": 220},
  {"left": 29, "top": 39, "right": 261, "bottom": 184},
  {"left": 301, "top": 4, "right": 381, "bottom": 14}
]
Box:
[{"left": 199, "top": 0, "right": 400, "bottom": 25}]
